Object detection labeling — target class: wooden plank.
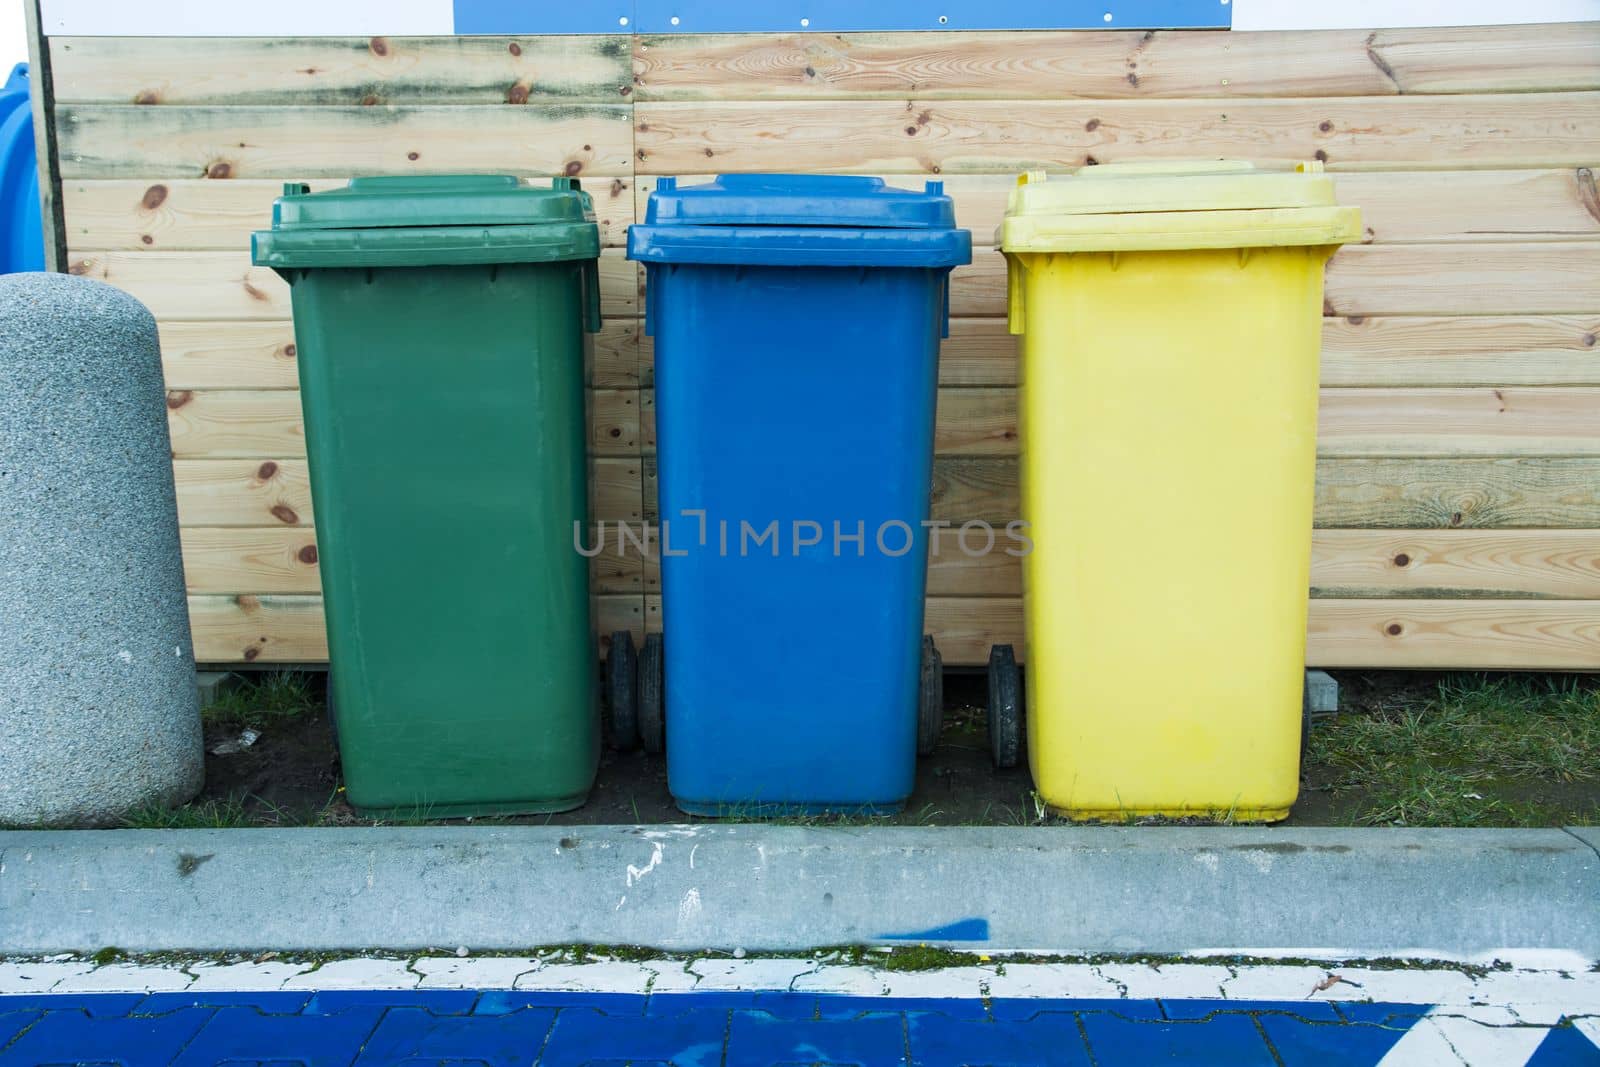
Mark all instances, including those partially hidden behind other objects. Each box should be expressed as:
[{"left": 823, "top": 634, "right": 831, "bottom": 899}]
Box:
[
  {"left": 1324, "top": 243, "right": 1600, "bottom": 317},
  {"left": 913, "top": 457, "right": 1600, "bottom": 528},
  {"left": 637, "top": 169, "right": 1600, "bottom": 246},
  {"left": 63, "top": 177, "right": 638, "bottom": 250},
  {"left": 165, "top": 388, "right": 641, "bottom": 458},
  {"left": 51, "top": 35, "right": 633, "bottom": 105},
  {"left": 946, "top": 244, "right": 1600, "bottom": 318},
  {"left": 913, "top": 596, "right": 1600, "bottom": 668},
  {"left": 1321, "top": 315, "right": 1600, "bottom": 387},
  {"left": 188, "top": 593, "right": 645, "bottom": 663},
  {"left": 633, "top": 94, "right": 1600, "bottom": 174},
  {"left": 56, "top": 104, "right": 634, "bottom": 179},
  {"left": 897, "top": 316, "right": 1600, "bottom": 389},
  {"left": 636, "top": 386, "right": 1600, "bottom": 459},
  {"left": 66, "top": 249, "right": 640, "bottom": 320},
  {"left": 181, "top": 526, "right": 647, "bottom": 595},
  {"left": 633, "top": 24, "right": 1600, "bottom": 101},
  {"left": 174, "top": 457, "right": 645, "bottom": 526},
  {"left": 918, "top": 528, "right": 1600, "bottom": 599},
  {"left": 158, "top": 318, "right": 641, "bottom": 390},
  {"left": 1306, "top": 599, "right": 1600, "bottom": 669}
]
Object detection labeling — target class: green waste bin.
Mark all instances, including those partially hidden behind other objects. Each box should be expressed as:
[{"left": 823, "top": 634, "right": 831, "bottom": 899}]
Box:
[{"left": 252, "top": 175, "right": 603, "bottom": 817}]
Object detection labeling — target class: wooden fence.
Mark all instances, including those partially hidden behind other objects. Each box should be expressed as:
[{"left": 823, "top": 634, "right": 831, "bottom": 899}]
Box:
[{"left": 33, "top": 23, "right": 1600, "bottom": 667}]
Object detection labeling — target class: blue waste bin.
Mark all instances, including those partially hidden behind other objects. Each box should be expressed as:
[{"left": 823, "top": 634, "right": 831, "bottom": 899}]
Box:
[{"left": 627, "top": 174, "right": 971, "bottom": 816}]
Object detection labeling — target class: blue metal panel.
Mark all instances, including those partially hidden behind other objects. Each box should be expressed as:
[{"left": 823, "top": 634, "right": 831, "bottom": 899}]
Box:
[
  {"left": 635, "top": 0, "right": 1230, "bottom": 32},
  {"left": 452, "top": 0, "right": 632, "bottom": 34},
  {"left": 452, "top": 0, "right": 1230, "bottom": 34}
]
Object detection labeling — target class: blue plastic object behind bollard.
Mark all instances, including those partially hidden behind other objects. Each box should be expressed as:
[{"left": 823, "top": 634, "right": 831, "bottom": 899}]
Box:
[
  {"left": 0, "top": 64, "right": 45, "bottom": 274},
  {"left": 629, "top": 175, "right": 971, "bottom": 816}
]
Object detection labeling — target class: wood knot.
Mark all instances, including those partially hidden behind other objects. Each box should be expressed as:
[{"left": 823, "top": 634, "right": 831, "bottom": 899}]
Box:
[
  {"left": 369, "top": 36, "right": 389, "bottom": 56},
  {"left": 256, "top": 461, "right": 278, "bottom": 480},
  {"left": 508, "top": 41, "right": 523, "bottom": 56},
  {"left": 507, "top": 82, "right": 530, "bottom": 104},
  {"left": 1583, "top": 333, "right": 1596, "bottom": 347},
  {"left": 1346, "top": 315, "right": 1365, "bottom": 326},
  {"left": 206, "top": 162, "right": 233, "bottom": 179},
  {"left": 1385, "top": 623, "right": 1403, "bottom": 636},
  {"left": 407, "top": 151, "right": 420, "bottom": 161},
  {"left": 68, "top": 259, "right": 90, "bottom": 276},
  {"left": 140, "top": 234, "right": 154, "bottom": 245},
  {"left": 1392, "top": 553, "right": 1410, "bottom": 567},
  {"left": 1085, "top": 118, "right": 1101, "bottom": 132},
  {"left": 270, "top": 504, "right": 299, "bottom": 525},
  {"left": 610, "top": 179, "right": 626, "bottom": 197},
  {"left": 243, "top": 646, "right": 261, "bottom": 661},
  {"left": 1314, "top": 149, "right": 1329, "bottom": 163},
  {"left": 140, "top": 184, "right": 169, "bottom": 210},
  {"left": 905, "top": 126, "right": 918, "bottom": 136},
  {"left": 619, "top": 85, "right": 633, "bottom": 96},
  {"left": 804, "top": 65, "right": 816, "bottom": 77},
  {"left": 134, "top": 89, "right": 160, "bottom": 105},
  {"left": 1319, "top": 120, "right": 1333, "bottom": 132},
  {"left": 704, "top": 147, "right": 714, "bottom": 157},
  {"left": 281, "top": 343, "right": 297, "bottom": 359},
  {"left": 564, "top": 160, "right": 583, "bottom": 176},
  {"left": 361, "top": 94, "right": 381, "bottom": 106},
  {"left": 1449, "top": 511, "right": 1464, "bottom": 527},
  {"left": 1126, "top": 72, "right": 1139, "bottom": 87},
  {"left": 165, "top": 390, "right": 192, "bottom": 410},
  {"left": 297, "top": 544, "right": 319, "bottom": 564}
]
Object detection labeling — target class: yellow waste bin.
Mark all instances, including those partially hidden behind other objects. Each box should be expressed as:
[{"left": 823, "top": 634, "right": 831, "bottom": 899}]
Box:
[{"left": 992, "top": 161, "right": 1360, "bottom": 822}]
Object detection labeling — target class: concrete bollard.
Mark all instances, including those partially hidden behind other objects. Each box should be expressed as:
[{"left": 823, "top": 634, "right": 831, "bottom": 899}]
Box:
[{"left": 0, "top": 272, "right": 203, "bottom": 827}]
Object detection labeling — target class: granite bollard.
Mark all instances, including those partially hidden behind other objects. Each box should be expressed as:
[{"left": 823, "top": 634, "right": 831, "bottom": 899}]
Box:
[{"left": 0, "top": 272, "right": 203, "bottom": 826}]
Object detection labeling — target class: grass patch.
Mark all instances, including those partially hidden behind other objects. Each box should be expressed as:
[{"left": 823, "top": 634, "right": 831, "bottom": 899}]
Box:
[
  {"left": 202, "top": 670, "right": 321, "bottom": 729},
  {"left": 120, "top": 796, "right": 251, "bottom": 829},
  {"left": 1307, "top": 673, "right": 1600, "bottom": 828}
]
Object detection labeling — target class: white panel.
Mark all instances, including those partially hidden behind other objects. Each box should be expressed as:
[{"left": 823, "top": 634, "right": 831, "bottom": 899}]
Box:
[
  {"left": 41, "top": 0, "right": 455, "bottom": 36},
  {"left": 1233, "top": 0, "right": 1600, "bottom": 30}
]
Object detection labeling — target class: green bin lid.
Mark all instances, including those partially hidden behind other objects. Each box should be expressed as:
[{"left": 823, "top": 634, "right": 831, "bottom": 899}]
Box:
[{"left": 253, "top": 175, "right": 601, "bottom": 269}]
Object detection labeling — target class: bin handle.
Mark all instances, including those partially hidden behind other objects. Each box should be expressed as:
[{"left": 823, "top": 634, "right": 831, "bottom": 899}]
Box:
[
  {"left": 940, "top": 270, "right": 951, "bottom": 340},
  {"left": 1006, "top": 255, "right": 1025, "bottom": 336},
  {"left": 581, "top": 258, "right": 602, "bottom": 334},
  {"left": 644, "top": 265, "right": 659, "bottom": 338}
]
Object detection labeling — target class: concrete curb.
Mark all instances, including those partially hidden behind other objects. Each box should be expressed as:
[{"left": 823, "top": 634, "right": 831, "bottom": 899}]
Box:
[{"left": 1, "top": 826, "right": 1596, "bottom": 960}]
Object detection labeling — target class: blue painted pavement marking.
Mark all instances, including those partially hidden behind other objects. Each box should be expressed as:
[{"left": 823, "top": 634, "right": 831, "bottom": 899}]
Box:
[{"left": 5, "top": 990, "right": 1597, "bottom": 1065}]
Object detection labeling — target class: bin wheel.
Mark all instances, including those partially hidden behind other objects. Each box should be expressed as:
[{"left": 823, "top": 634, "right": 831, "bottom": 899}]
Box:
[
  {"left": 987, "top": 644, "right": 1022, "bottom": 771},
  {"left": 606, "top": 630, "right": 639, "bottom": 750},
  {"left": 918, "top": 635, "right": 944, "bottom": 757},
  {"left": 639, "top": 632, "right": 665, "bottom": 755}
]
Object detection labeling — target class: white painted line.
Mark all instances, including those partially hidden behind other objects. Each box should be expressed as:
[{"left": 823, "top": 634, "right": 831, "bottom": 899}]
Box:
[
  {"left": 185, "top": 962, "right": 307, "bottom": 991},
  {"left": 1096, "top": 963, "right": 1232, "bottom": 1000},
  {"left": 0, "top": 962, "right": 95, "bottom": 995},
  {"left": 1378, "top": 1013, "right": 1551, "bottom": 1066},
  {"left": 279, "top": 958, "right": 419, "bottom": 991},
  {"left": 50, "top": 964, "right": 192, "bottom": 993},
  {"left": 411, "top": 956, "right": 541, "bottom": 989}
]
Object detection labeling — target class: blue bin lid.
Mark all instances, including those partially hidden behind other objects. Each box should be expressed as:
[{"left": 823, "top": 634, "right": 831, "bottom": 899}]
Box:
[
  {"left": 0, "top": 64, "right": 45, "bottom": 275},
  {"left": 629, "top": 174, "right": 971, "bottom": 268}
]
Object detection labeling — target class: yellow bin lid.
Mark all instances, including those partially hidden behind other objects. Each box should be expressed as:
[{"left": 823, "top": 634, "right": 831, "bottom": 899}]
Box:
[{"left": 996, "top": 161, "right": 1362, "bottom": 253}]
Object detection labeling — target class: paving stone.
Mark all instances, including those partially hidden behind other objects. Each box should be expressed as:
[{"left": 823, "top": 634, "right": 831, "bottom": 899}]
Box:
[
  {"left": 983, "top": 964, "right": 1120, "bottom": 1001},
  {"left": 1219, "top": 965, "right": 1360, "bottom": 1003},
  {"left": 0, "top": 1006, "right": 211, "bottom": 1067},
  {"left": 1383, "top": 1014, "right": 1551, "bottom": 1067},
  {"left": 988, "top": 998, "right": 1164, "bottom": 1022},
  {"left": 478, "top": 991, "right": 647, "bottom": 1017},
  {"left": 182, "top": 960, "right": 309, "bottom": 991},
  {"left": 1526, "top": 1021, "right": 1600, "bottom": 1065},
  {"left": 354, "top": 1005, "right": 555, "bottom": 1066},
  {"left": 0, "top": 962, "right": 95, "bottom": 994},
  {"left": 134, "top": 990, "right": 313, "bottom": 1016},
  {"left": 541, "top": 1005, "right": 728, "bottom": 1067},
  {"left": 305, "top": 989, "right": 477, "bottom": 1015},
  {"left": 49, "top": 964, "right": 193, "bottom": 993},
  {"left": 280, "top": 957, "right": 419, "bottom": 990},
  {"left": 517, "top": 963, "right": 658, "bottom": 994},
  {"left": 0, "top": 993, "right": 146, "bottom": 1017},
  {"left": 1257, "top": 1013, "right": 1414, "bottom": 1066},
  {"left": 1080, "top": 1011, "right": 1277, "bottom": 1067},
  {"left": 0, "top": 1010, "right": 41, "bottom": 1049},
  {"left": 1160, "top": 998, "right": 1342, "bottom": 1023},
  {"left": 1096, "top": 963, "right": 1233, "bottom": 1001},
  {"left": 724, "top": 1010, "right": 907, "bottom": 1067},
  {"left": 689, "top": 958, "right": 819, "bottom": 991},
  {"left": 907, "top": 1009, "right": 1091, "bottom": 1067},
  {"left": 168, "top": 1005, "right": 386, "bottom": 1067},
  {"left": 413, "top": 955, "right": 542, "bottom": 989},
  {"left": 847, "top": 997, "right": 989, "bottom": 1022}
]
